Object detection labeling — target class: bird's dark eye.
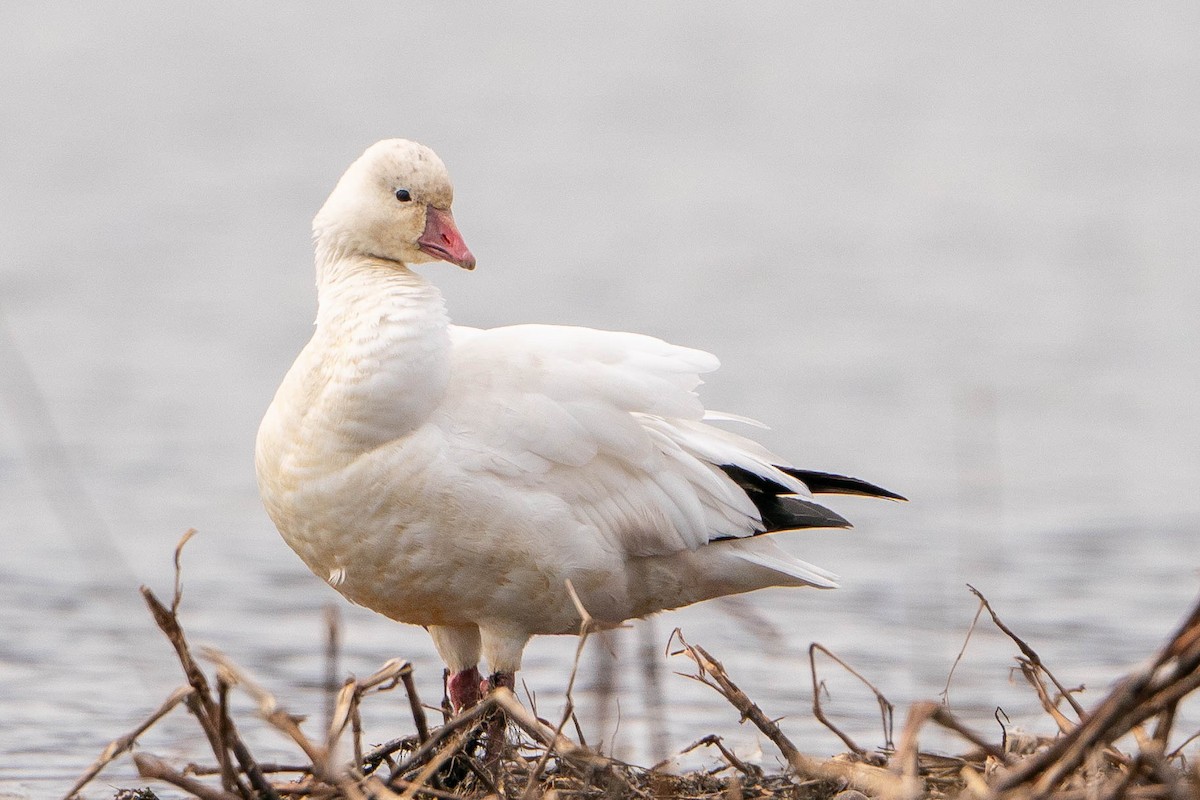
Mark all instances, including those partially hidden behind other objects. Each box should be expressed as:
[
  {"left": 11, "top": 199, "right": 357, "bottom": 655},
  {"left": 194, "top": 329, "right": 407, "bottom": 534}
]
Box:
[{"left": 394, "top": 188, "right": 412, "bottom": 202}]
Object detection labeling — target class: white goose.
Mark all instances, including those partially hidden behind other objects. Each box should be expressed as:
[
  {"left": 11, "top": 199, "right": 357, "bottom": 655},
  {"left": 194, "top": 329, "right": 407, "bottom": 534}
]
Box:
[{"left": 256, "top": 139, "right": 902, "bottom": 711}]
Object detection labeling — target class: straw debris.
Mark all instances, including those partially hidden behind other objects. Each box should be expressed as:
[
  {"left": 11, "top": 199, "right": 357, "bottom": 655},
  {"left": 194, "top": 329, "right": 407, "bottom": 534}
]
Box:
[{"left": 67, "top": 532, "right": 1200, "bottom": 800}]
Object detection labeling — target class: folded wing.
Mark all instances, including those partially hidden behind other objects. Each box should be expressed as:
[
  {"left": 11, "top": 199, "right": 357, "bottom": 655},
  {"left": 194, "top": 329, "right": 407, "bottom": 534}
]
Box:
[{"left": 435, "top": 324, "right": 894, "bottom": 590}]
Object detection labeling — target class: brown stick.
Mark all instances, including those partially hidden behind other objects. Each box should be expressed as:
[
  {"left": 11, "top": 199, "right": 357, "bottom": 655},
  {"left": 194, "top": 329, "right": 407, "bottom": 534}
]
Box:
[
  {"left": 892, "top": 701, "right": 934, "bottom": 799},
  {"left": 396, "top": 730, "right": 474, "bottom": 800},
  {"left": 492, "top": 687, "right": 646, "bottom": 799},
  {"left": 515, "top": 578, "right": 603, "bottom": 800},
  {"left": 203, "top": 647, "right": 330, "bottom": 776},
  {"left": 1026, "top": 670, "right": 1197, "bottom": 794},
  {"left": 520, "top": 694, "right": 577, "bottom": 800},
  {"left": 995, "top": 594, "right": 1200, "bottom": 794},
  {"left": 941, "top": 598, "right": 987, "bottom": 704},
  {"left": 63, "top": 685, "right": 193, "bottom": 799},
  {"left": 142, "top": 561, "right": 278, "bottom": 799},
  {"left": 1017, "top": 659, "right": 1077, "bottom": 736},
  {"left": 184, "top": 762, "right": 313, "bottom": 776},
  {"left": 669, "top": 631, "right": 899, "bottom": 797},
  {"left": 216, "top": 677, "right": 252, "bottom": 800},
  {"left": 351, "top": 701, "right": 367, "bottom": 771},
  {"left": 967, "top": 584, "right": 1087, "bottom": 720},
  {"left": 387, "top": 699, "right": 493, "bottom": 782},
  {"left": 667, "top": 734, "right": 758, "bottom": 777},
  {"left": 491, "top": 688, "right": 607, "bottom": 767},
  {"left": 349, "top": 660, "right": 428, "bottom": 752},
  {"left": 323, "top": 658, "right": 421, "bottom": 772},
  {"left": 325, "top": 679, "right": 360, "bottom": 764},
  {"left": 808, "top": 642, "right": 895, "bottom": 753},
  {"left": 171, "top": 528, "right": 196, "bottom": 615},
  {"left": 134, "top": 752, "right": 243, "bottom": 800},
  {"left": 386, "top": 776, "right": 474, "bottom": 800},
  {"left": 935, "top": 709, "right": 1007, "bottom": 762},
  {"left": 400, "top": 668, "right": 430, "bottom": 744},
  {"left": 141, "top": 586, "right": 224, "bottom": 757},
  {"left": 362, "top": 733, "right": 421, "bottom": 775}
]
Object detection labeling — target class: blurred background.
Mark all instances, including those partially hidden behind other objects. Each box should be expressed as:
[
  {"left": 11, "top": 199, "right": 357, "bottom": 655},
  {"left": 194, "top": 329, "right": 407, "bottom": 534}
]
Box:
[{"left": 2, "top": 3, "right": 1199, "bottom": 797}]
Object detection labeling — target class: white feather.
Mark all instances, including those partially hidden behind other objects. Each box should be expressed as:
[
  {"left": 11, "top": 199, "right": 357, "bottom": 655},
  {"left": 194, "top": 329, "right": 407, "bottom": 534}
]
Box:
[{"left": 703, "top": 409, "right": 770, "bottom": 429}]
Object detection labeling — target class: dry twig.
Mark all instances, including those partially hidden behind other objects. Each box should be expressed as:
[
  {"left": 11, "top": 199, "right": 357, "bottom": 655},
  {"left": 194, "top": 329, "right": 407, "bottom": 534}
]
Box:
[
  {"left": 669, "top": 629, "right": 899, "bottom": 797},
  {"left": 968, "top": 584, "right": 1087, "bottom": 721},
  {"left": 994, "top": 593, "right": 1200, "bottom": 796},
  {"left": 142, "top": 532, "right": 277, "bottom": 800},
  {"left": 134, "top": 752, "right": 243, "bottom": 800},
  {"left": 64, "top": 685, "right": 194, "bottom": 799},
  {"left": 68, "top": 527, "right": 1200, "bottom": 800},
  {"left": 808, "top": 642, "right": 895, "bottom": 754}
]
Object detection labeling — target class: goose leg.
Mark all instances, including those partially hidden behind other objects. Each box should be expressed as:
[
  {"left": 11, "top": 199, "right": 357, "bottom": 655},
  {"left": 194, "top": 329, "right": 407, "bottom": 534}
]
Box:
[
  {"left": 447, "top": 665, "right": 482, "bottom": 711},
  {"left": 478, "top": 628, "right": 527, "bottom": 764},
  {"left": 430, "top": 625, "right": 482, "bottom": 713},
  {"left": 482, "top": 671, "right": 516, "bottom": 765}
]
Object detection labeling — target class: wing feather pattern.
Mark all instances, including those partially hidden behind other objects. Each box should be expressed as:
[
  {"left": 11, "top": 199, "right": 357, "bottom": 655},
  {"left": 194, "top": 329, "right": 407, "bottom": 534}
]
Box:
[{"left": 439, "top": 323, "right": 881, "bottom": 582}]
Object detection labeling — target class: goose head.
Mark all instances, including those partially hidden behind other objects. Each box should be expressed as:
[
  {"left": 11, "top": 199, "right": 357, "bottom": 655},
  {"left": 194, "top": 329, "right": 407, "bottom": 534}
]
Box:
[{"left": 313, "top": 139, "right": 475, "bottom": 271}]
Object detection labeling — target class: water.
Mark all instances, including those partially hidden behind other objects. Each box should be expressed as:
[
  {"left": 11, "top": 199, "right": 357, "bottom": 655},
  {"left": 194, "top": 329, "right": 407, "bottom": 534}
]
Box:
[{"left": 2, "top": 3, "right": 1199, "bottom": 796}]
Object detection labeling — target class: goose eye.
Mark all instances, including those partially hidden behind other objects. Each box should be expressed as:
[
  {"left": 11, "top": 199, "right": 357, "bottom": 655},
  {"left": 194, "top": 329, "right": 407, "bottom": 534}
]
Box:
[{"left": 394, "top": 188, "right": 412, "bottom": 202}]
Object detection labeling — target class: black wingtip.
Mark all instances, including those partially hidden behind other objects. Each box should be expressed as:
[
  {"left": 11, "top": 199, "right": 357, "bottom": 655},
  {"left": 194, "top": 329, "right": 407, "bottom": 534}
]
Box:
[
  {"left": 780, "top": 468, "right": 907, "bottom": 502},
  {"left": 781, "top": 496, "right": 854, "bottom": 529},
  {"left": 717, "top": 464, "right": 857, "bottom": 533}
]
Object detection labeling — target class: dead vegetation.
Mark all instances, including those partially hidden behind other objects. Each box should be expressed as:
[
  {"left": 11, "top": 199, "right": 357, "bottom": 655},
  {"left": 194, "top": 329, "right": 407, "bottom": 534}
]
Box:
[{"left": 67, "top": 532, "right": 1200, "bottom": 800}]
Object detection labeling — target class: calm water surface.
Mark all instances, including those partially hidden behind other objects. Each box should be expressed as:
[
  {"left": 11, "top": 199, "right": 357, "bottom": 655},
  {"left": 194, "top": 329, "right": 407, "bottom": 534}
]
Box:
[{"left": 2, "top": 4, "right": 1199, "bottom": 797}]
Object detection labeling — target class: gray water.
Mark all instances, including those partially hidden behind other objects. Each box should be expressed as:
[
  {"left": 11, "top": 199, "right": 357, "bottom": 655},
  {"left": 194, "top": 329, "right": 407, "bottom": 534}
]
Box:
[{"left": 3, "top": 3, "right": 1200, "bottom": 797}]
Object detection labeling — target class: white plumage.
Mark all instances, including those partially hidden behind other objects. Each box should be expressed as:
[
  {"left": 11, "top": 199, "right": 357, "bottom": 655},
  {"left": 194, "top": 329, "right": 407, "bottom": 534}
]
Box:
[{"left": 255, "top": 139, "right": 900, "bottom": 706}]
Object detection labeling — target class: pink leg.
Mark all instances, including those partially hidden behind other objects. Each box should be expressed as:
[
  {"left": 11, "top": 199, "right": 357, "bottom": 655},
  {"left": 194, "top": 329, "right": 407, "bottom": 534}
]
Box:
[
  {"left": 481, "top": 671, "right": 515, "bottom": 765},
  {"left": 447, "top": 666, "right": 482, "bottom": 712}
]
